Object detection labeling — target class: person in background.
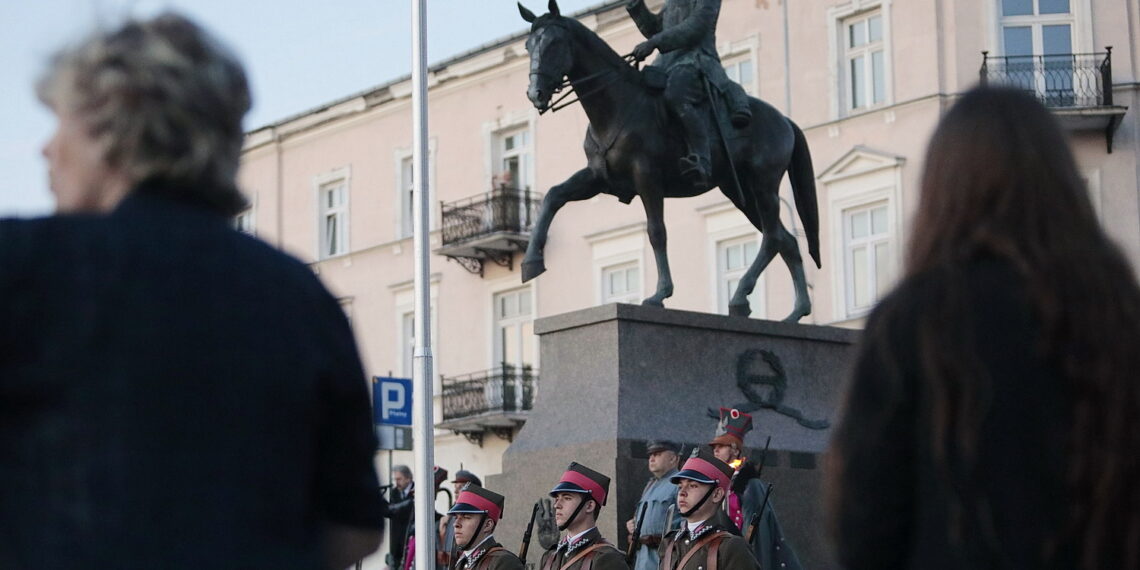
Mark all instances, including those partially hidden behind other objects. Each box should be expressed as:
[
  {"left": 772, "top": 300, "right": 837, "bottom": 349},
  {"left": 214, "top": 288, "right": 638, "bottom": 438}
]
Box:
[
  {"left": 626, "top": 440, "right": 683, "bottom": 570},
  {"left": 0, "top": 12, "right": 384, "bottom": 569},
  {"left": 387, "top": 465, "right": 415, "bottom": 569},
  {"left": 709, "top": 408, "right": 801, "bottom": 569},
  {"left": 826, "top": 86, "right": 1140, "bottom": 569}
]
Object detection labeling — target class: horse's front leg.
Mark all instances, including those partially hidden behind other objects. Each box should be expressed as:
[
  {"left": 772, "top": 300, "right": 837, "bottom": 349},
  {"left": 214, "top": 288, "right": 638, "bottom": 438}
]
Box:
[
  {"left": 522, "top": 168, "right": 602, "bottom": 282},
  {"left": 637, "top": 172, "right": 673, "bottom": 307}
]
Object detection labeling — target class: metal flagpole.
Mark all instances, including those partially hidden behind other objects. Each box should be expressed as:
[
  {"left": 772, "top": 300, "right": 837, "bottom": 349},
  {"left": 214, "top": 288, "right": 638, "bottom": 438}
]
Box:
[{"left": 411, "top": 0, "right": 436, "bottom": 569}]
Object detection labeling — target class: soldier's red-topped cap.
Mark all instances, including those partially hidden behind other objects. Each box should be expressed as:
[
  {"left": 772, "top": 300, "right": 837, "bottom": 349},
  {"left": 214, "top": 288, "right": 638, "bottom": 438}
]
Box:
[
  {"left": 448, "top": 483, "right": 505, "bottom": 522},
  {"left": 549, "top": 462, "right": 610, "bottom": 506},
  {"left": 671, "top": 445, "right": 734, "bottom": 491},
  {"left": 710, "top": 407, "right": 753, "bottom": 448}
]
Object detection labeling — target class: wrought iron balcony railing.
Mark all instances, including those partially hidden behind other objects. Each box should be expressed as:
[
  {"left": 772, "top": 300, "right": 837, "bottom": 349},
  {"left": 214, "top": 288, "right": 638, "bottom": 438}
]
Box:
[
  {"left": 437, "top": 185, "right": 543, "bottom": 275},
  {"left": 980, "top": 47, "right": 1127, "bottom": 152},
  {"left": 440, "top": 365, "right": 537, "bottom": 424},
  {"left": 979, "top": 48, "right": 1114, "bottom": 108},
  {"left": 440, "top": 185, "right": 542, "bottom": 246}
]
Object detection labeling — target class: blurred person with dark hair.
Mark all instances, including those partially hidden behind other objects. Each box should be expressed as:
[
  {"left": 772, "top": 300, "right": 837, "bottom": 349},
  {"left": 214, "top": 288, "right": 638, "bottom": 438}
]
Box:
[
  {"left": 826, "top": 87, "right": 1140, "bottom": 569},
  {"left": 0, "top": 12, "right": 384, "bottom": 569}
]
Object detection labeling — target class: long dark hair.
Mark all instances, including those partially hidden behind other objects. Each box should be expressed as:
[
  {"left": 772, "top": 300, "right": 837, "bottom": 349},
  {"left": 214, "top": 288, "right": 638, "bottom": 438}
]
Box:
[{"left": 907, "top": 87, "right": 1140, "bottom": 568}]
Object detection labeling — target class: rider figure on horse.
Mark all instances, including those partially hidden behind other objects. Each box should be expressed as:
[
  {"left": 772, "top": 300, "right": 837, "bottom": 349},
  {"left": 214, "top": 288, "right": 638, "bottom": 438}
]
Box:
[{"left": 626, "top": 0, "right": 753, "bottom": 191}]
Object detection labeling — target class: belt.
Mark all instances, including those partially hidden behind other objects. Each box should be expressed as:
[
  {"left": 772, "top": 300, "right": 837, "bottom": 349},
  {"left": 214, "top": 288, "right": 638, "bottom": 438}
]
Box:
[{"left": 638, "top": 535, "right": 662, "bottom": 548}]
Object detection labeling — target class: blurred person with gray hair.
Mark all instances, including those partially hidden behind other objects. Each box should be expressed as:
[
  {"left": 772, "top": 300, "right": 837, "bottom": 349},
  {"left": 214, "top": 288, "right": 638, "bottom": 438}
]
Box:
[{"left": 0, "top": 12, "right": 384, "bottom": 569}]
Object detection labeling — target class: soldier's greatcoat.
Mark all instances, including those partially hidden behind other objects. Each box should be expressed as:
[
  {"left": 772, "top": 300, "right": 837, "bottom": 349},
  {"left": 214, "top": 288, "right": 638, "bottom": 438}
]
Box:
[
  {"left": 454, "top": 538, "right": 524, "bottom": 570},
  {"left": 657, "top": 521, "right": 760, "bottom": 570},
  {"left": 539, "top": 527, "right": 627, "bottom": 570},
  {"left": 631, "top": 469, "right": 683, "bottom": 570},
  {"left": 732, "top": 461, "right": 803, "bottom": 570}
]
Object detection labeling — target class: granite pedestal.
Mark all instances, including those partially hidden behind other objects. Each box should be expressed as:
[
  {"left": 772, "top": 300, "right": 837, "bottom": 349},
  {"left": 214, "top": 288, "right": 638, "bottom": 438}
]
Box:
[{"left": 487, "top": 303, "right": 859, "bottom": 568}]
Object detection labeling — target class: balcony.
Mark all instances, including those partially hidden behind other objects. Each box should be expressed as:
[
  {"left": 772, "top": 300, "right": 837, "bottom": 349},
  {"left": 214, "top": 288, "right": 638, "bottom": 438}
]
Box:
[
  {"left": 980, "top": 48, "right": 1128, "bottom": 152},
  {"left": 437, "top": 365, "right": 537, "bottom": 445},
  {"left": 437, "top": 185, "right": 543, "bottom": 276}
]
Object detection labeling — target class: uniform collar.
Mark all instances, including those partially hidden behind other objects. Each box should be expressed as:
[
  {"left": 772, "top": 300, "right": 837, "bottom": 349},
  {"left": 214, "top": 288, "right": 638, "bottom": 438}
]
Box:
[
  {"left": 459, "top": 536, "right": 497, "bottom": 568},
  {"left": 560, "top": 527, "right": 598, "bottom": 554}
]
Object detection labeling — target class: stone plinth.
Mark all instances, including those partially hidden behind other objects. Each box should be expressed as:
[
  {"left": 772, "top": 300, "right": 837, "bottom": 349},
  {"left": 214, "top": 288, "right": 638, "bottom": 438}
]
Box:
[{"left": 487, "top": 303, "right": 858, "bottom": 569}]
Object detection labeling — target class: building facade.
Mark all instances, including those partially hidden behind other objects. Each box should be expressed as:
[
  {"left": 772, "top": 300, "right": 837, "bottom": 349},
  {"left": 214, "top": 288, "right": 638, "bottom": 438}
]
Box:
[{"left": 238, "top": 0, "right": 1138, "bottom": 564}]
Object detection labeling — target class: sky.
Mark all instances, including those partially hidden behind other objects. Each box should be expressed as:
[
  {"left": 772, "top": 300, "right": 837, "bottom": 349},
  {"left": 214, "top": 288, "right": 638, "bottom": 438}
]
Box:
[{"left": 0, "top": 0, "right": 605, "bottom": 217}]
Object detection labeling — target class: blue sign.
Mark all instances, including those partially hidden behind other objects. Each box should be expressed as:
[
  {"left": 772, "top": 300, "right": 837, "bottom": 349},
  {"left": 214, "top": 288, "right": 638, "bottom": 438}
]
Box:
[{"left": 373, "top": 376, "right": 413, "bottom": 426}]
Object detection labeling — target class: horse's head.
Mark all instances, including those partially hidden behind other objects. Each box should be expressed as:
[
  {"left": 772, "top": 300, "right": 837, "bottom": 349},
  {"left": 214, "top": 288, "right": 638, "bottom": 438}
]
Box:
[{"left": 519, "top": 1, "right": 573, "bottom": 112}]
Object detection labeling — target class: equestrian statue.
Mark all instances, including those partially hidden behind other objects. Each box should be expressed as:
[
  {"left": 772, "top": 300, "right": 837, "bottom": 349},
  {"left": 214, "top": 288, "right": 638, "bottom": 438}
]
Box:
[{"left": 518, "top": 0, "right": 820, "bottom": 322}]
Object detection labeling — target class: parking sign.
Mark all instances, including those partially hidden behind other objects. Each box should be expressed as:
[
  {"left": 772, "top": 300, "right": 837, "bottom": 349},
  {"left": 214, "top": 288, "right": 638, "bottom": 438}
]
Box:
[{"left": 373, "top": 376, "right": 413, "bottom": 426}]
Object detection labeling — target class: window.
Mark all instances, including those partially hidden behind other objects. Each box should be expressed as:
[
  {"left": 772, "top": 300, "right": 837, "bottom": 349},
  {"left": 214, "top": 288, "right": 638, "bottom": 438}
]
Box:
[
  {"left": 493, "top": 288, "right": 535, "bottom": 370},
  {"left": 493, "top": 127, "right": 532, "bottom": 192},
  {"left": 397, "top": 147, "right": 437, "bottom": 239},
  {"left": 999, "top": 0, "right": 1076, "bottom": 105},
  {"left": 601, "top": 262, "right": 641, "bottom": 304},
  {"left": 717, "top": 236, "right": 763, "bottom": 316},
  {"left": 399, "top": 156, "right": 415, "bottom": 239},
  {"left": 723, "top": 56, "right": 756, "bottom": 96},
  {"left": 843, "top": 11, "right": 886, "bottom": 111},
  {"left": 234, "top": 208, "right": 254, "bottom": 234},
  {"left": 319, "top": 179, "right": 348, "bottom": 258},
  {"left": 401, "top": 311, "right": 415, "bottom": 378},
  {"left": 843, "top": 202, "right": 892, "bottom": 314}
]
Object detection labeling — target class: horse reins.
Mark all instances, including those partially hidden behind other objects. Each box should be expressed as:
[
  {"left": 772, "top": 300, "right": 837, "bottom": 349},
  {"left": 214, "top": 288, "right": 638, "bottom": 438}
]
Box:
[{"left": 537, "top": 53, "right": 639, "bottom": 115}]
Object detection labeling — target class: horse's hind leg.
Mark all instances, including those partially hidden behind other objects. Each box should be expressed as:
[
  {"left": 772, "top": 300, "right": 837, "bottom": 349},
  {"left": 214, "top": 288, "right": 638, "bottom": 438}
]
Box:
[
  {"left": 729, "top": 177, "right": 811, "bottom": 322},
  {"left": 522, "top": 168, "right": 602, "bottom": 282}
]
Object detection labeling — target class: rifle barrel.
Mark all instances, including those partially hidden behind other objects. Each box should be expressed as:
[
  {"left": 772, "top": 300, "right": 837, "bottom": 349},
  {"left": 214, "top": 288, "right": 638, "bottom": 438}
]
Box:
[
  {"left": 626, "top": 502, "right": 648, "bottom": 566},
  {"left": 519, "top": 501, "right": 540, "bottom": 563}
]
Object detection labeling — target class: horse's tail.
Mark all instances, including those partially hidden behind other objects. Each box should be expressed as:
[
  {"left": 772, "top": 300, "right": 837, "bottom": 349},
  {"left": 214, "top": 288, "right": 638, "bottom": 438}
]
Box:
[{"left": 788, "top": 120, "right": 821, "bottom": 268}]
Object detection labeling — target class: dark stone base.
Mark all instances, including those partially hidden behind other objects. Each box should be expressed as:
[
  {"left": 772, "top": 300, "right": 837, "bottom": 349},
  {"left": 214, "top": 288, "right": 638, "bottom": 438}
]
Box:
[{"left": 487, "top": 303, "right": 858, "bottom": 569}]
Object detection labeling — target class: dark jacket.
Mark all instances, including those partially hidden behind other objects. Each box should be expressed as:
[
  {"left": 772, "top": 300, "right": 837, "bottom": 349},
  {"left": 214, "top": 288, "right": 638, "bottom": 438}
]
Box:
[
  {"left": 627, "top": 0, "right": 720, "bottom": 68},
  {"left": 657, "top": 520, "right": 760, "bottom": 570},
  {"left": 829, "top": 258, "right": 1076, "bottom": 569},
  {"left": 731, "top": 461, "right": 802, "bottom": 570},
  {"left": 388, "top": 483, "right": 416, "bottom": 562},
  {"left": 539, "top": 527, "right": 626, "bottom": 570},
  {"left": 0, "top": 190, "right": 385, "bottom": 568}
]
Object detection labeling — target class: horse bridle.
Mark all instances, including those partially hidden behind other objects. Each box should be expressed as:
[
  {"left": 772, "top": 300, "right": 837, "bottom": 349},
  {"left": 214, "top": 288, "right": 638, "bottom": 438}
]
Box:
[{"left": 529, "top": 21, "right": 639, "bottom": 114}]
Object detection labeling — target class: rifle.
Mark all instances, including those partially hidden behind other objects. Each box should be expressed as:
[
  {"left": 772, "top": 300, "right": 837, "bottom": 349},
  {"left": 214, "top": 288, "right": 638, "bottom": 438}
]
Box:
[
  {"left": 625, "top": 502, "right": 648, "bottom": 566},
  {"left": 518, "top": 500, "right": 540, "bottom": 564},
  {"left": 746, "top": 483, "right": 773, "bottom": 546},
  {"left": 743, "top": 437, "right": 771, "bottom": 541}
]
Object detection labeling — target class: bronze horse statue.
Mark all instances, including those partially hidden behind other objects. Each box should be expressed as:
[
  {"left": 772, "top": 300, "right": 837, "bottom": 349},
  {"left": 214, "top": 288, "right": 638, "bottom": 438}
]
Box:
[{"left": 518, "top": 0, "right": 820, "bottom": 321}]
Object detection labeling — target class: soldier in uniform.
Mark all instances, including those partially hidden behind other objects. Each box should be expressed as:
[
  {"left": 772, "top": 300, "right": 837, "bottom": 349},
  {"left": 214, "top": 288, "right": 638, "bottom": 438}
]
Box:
[
  {"left": 658, "top": 446, "right": 760, "bottom": 570},
  {"left": 441, "top": 470, "right": 485, "bottom": 568},
  {"left": 626, "top": 0, "right": 754, "bottom": 190},
  {"left": 540, "top": 462, "right": 627, "bottom": 570},
  {"left": 627, "top": 441, "right": 684, "bottom": 570},
  {"left": 448, "top": 483, "right": 524, "bottom": 570},
  {"left": 710, "top": 408, "right": 802, "bottom": 570}
]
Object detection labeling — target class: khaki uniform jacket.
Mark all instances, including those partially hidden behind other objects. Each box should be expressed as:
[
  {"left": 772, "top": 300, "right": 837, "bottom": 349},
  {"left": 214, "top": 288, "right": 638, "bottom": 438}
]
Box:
[
  {"left": 657, "top": 523, "right": 760, "bottom": 570},
  {"left": 540, "top": 527, "right": 627, "bottom": 570},
  {"left": 454, "top": 539, "right": 524, "bottom": 570}
]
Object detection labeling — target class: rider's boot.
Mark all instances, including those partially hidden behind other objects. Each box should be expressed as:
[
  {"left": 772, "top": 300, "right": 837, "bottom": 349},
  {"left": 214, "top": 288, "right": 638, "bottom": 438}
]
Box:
[
  {"left": 726, "top": 82, "right": 752, "bottom": 129},
  {"left": 677, "top": 105, "right": 712, "bottom": 190}
]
